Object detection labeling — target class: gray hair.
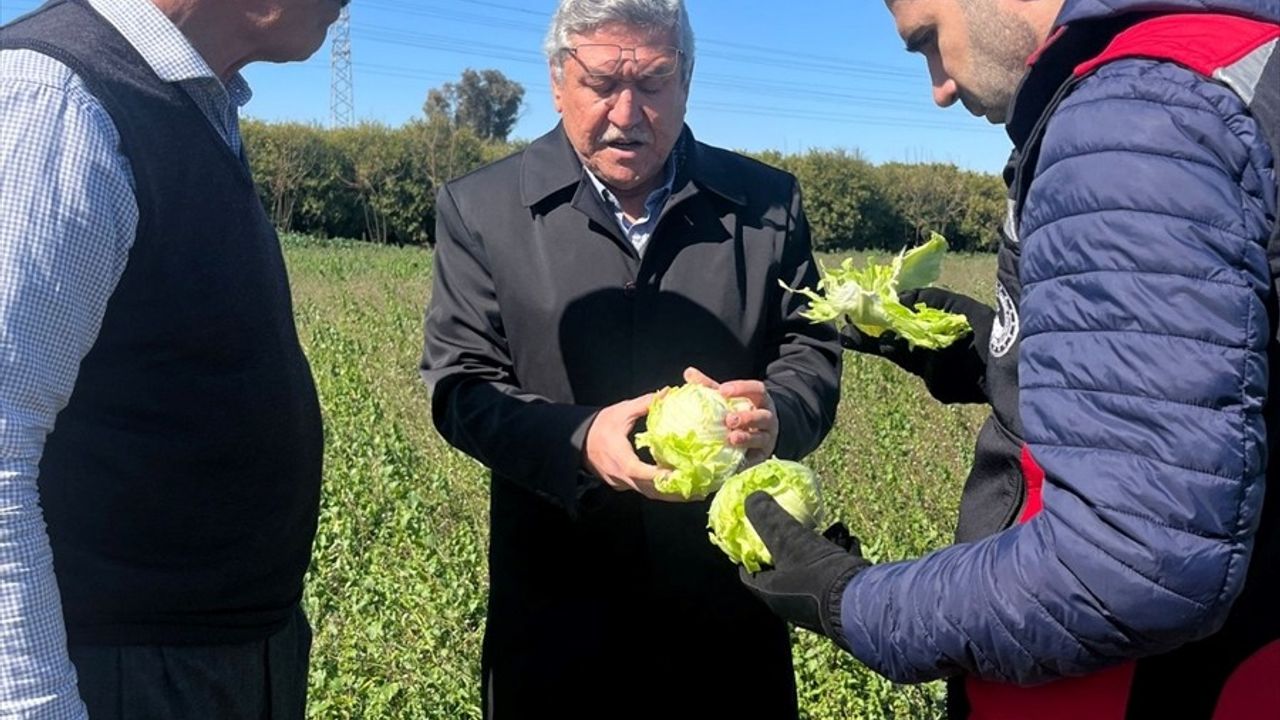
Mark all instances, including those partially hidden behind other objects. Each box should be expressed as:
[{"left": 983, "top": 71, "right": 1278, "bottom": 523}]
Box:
[{"left": 544, "top": 0, "right": 696, "bottom": 86}]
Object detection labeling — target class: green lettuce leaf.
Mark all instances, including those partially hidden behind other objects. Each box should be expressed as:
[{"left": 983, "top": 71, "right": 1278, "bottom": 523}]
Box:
[
  {"left": 894, "top": 232, "right": 947, "bottom": 291},
  {"left": 708, "top": 458, "right": 824, "bottom": 572}
]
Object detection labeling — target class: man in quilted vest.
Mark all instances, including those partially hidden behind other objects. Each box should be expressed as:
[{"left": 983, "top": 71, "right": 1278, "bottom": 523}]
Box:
[
  {"left": 740, "top": 1, "right": 1280, "bottom": 717},
  {"left": 0, "top": 1, "right": 345, "bottom": 717}
]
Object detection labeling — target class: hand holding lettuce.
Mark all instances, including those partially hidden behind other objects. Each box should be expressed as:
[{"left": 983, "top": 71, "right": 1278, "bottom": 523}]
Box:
[
  {"left": 632, "top": 386, "right": 831, "bottom": 568},
  {"left": 583, "top": 392, "right": 676, "bottom": 502},
  {"left": 784, "top": 233, "right": 972, "bottom": 350},
  {"left": 842, "top": 285, "right": 996, "bottom": 404},
  {"left": 631, "top": 387, "right": 868, "bottom": 647},
  {"left": 706, "top": 458, "right": 871, "bottom": 648},
  {"left": 737, "top": 489, "right": 871, "bottom": 648},
  {"left": 631, "top": 385, "right": 850, "bottom": 579}
]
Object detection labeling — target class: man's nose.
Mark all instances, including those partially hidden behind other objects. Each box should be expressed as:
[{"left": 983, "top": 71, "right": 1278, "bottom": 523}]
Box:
[
  {"left": 607, "top": 87, "right": 643, "bottom": 128},
  {"left": 932, "top": 77, "right": 959, "bottom": 108}
]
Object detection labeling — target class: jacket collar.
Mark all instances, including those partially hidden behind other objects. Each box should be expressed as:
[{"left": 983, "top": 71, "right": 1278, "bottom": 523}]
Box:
[
  {"left": 1007, "top": 0, "right": 1280, "bottom": 147},
  {"left": 519, "top": 122, "right": 747, "bottom": 209}
]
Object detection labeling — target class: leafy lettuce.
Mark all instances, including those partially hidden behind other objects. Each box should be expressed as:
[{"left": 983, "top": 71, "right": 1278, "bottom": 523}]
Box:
[
  {"left": 708, "top": 458, "right": 824, "bottom": 572},
  {"left": 784, "top": 232, "right": 971, "bottom": 349},
  {"left": 635, "top": 384, "right": 751, "bottom": 499}
]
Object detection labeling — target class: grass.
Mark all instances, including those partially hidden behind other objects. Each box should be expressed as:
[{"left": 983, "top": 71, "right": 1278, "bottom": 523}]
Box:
[{"left": 285, "top": 234, "right": 997, "bottom": 719}]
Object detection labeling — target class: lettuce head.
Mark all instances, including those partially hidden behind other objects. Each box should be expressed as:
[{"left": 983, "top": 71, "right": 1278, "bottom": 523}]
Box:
[
  {"left": 708, "top": 458, "right": 824, "bottom": 572},
  {"left": 635, "top": 384, "right": 752, "bottom": 499},
  {"left": 784, "top": 232, "right": 971, "bottom": 349}
]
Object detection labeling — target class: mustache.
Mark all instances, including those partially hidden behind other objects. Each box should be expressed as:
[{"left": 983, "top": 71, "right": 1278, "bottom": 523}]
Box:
[{"left": 599, "top": 126, "right": 652, "bottom": 145}]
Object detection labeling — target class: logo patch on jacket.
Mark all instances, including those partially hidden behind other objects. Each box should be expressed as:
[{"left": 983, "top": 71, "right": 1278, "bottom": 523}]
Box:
[{"left": 990, "top": 282, "right": 1020, "bottom": 358}]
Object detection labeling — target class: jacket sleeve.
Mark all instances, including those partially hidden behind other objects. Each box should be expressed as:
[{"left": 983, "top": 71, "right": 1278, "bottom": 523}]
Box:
[
  {"left": 836, "top": 59, "right": 1277, "bottom": 684},
  {"left": 767, "top": 181, "right": 843, "bottom": 461},
  {"left": 421, "top": 184, "right": 600, "bottom": 514}
]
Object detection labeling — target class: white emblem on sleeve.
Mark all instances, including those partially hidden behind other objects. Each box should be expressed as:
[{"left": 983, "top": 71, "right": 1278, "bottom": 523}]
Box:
[{"left": 990, "top": 282, "right": 1020, "bottom": 358}]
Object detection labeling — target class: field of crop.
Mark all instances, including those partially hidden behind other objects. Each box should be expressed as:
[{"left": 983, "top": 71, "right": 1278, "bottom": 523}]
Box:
[{"left": 285, "top": 234, "right": 998, "bottom": 719}]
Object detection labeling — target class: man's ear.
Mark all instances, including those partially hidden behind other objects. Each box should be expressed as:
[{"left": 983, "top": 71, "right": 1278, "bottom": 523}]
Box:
[{"left": 550, "top": 62, "right": 564, "bottom": 114}]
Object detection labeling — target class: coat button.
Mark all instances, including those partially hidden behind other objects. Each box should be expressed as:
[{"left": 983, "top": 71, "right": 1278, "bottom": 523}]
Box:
[{"left": 623, "top": 281, "right": 637, "bottom": 297}]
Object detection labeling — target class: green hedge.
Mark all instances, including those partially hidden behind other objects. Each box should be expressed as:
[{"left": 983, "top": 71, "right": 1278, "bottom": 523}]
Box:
[{"left": 244, "top": 120, "right": 1005, "bottom": 252}]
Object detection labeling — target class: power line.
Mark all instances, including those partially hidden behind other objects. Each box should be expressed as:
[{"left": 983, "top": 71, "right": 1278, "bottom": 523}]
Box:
[
  {"left": 4, "top": 0, "right": 948, "bottom": 127},
  {"left": 360, "top": 0, "right": 546, "bottom": 34},
  {"left": 433, "top": 0, "right": 923, "bottom": 76},
  {"left": 351, "top": 26, "right": 544, "bottom": 65},
  {"left": 348, "top": 26, "right": 954, "bottom": 122},
  {"left": 0, "top": 0, "right": 985, "bottom": 138},
  {"left": 363, "top": 0, "right": 921, "bottom": 81},
  {"left": 350, "top": 19, "right": 939, "bottom": 108},
  {"left": 452, "top": 0, "right": 547, "bottom": 18},
  {"left": 286, "top": 60, "right": 992, "bottom": 135}
]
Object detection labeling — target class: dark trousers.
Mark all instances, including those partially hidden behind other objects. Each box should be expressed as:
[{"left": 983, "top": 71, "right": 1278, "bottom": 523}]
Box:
[
  {"left": 482, "top": 626, "right": 799, "bottom": 720},
  {"left": 483, "top": 494, "right": 801, "bottom": 720},
  {"left": 68, "top": 605, "right": 312, "bottom": 720}
]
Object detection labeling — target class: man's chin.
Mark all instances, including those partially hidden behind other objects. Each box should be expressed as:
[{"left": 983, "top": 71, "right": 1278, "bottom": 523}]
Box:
[
  {"left": 594, "top": 165, "right": 654, "bottom": 192},
  {"left": 962, "top": 103, "right": 1005, "bottom": 125},
  {"left": 983, "top": 102, "right": 1014, "bottom": 124}
]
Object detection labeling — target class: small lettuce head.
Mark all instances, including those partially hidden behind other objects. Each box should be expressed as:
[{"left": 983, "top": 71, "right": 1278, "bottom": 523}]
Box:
[
  {"left": 784, "top": 232, "right": 971, "bottom": 349},
  {"left": 635, "top": 384, "right": 750, "bottom": 499},
  {"left": 708, "top": 458, "right": 824, "bottom": 572}
]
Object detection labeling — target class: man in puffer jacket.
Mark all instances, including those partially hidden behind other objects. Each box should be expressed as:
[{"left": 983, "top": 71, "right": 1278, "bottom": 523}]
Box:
[{"left": 739, "top": 0, "right": 1280, "bottom": 717}]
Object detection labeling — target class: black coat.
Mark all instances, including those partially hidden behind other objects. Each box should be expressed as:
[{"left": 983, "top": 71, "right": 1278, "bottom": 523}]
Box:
[{"left": 421, "top": 125, "right": 841, "bottom": 719}]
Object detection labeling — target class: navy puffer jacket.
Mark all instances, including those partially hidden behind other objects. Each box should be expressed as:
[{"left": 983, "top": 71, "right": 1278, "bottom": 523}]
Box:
[{"left": 839, "top": 0, "right": 1279, "bottom": 688}]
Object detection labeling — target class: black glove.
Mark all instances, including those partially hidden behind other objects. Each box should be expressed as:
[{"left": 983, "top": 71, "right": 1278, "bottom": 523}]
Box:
[
  {"left": 840, "top": 287, "right": 994, "bottom": 404},
  {"left": 739, "top": 492, "right": 871, "bottom": 651}
]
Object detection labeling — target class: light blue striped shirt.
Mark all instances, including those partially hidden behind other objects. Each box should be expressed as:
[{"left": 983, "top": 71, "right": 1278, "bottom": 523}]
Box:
[{"left": 0, "top": 0, "right": 250, "bottom": 715}]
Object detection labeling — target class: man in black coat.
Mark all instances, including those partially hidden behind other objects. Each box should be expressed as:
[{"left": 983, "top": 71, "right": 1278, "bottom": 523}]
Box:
[{"left": 420, "top": 0, "right": 841, "bottom": 716}]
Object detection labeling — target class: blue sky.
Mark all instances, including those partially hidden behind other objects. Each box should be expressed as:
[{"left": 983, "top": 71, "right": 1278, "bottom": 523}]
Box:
[{"left": 0, "top": 0, "right": 1015, "bottom": 172}]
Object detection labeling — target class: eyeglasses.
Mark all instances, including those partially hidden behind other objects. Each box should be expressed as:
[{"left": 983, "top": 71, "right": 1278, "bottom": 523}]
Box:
[{"left": 566, "top": 44, "right": 684, "bottom": 79}]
